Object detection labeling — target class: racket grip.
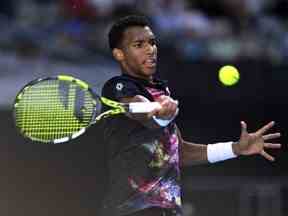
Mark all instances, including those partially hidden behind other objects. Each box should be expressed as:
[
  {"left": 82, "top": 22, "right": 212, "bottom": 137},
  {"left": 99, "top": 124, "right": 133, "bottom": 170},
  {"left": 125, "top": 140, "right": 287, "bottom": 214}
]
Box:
[{"left": 129, "top": 102, "right": 161, "bottom": 113}]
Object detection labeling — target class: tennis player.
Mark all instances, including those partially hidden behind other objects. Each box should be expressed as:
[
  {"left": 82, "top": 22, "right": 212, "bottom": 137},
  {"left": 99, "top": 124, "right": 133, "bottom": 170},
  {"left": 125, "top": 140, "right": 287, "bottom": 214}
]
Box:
[{"left": 99, "top": 15, "right": 281, "bottom": 216}]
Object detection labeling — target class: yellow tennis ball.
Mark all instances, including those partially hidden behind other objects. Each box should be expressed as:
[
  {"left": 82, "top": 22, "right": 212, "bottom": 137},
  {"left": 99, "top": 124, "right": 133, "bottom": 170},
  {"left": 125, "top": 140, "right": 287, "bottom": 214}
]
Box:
[{"left": 218, "top": 65, "right": 240, "bottom": 86}]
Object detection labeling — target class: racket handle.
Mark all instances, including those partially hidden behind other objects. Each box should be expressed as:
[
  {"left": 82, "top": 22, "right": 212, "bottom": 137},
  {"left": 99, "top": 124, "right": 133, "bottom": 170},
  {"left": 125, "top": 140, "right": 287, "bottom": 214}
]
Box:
[{"left": 129, "top": 102, "right": 161, "bottom": 113}]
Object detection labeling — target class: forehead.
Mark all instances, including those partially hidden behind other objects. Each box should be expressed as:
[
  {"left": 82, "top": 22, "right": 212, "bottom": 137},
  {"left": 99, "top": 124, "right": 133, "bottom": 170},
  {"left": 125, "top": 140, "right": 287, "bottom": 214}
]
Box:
[{"left": 122, "top": 26, "right": 155, "bottom": 43}]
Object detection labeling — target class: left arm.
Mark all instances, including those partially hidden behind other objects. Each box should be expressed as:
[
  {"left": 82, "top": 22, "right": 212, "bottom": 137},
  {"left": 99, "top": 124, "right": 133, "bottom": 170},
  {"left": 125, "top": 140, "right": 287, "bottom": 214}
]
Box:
[
  {"left": 177, "top": 127, "right": 208, "bottom": 166},
  {"left": 178, "top": 121, "right": 282, "bottom": 167}
]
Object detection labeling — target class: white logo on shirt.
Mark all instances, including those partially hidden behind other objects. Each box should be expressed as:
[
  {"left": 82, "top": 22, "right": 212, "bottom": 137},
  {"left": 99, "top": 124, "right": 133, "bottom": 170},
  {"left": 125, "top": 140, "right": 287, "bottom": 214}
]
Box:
[{"left": 116, "top": 83, "right": 124, "bottom": 91}]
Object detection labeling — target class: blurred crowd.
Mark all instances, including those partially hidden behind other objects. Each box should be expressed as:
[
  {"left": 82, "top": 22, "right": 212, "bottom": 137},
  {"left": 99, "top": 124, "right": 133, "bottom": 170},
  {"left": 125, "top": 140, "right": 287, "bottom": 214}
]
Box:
[{"left": 0, "top": 0, "right": 288, "bottom": 64}]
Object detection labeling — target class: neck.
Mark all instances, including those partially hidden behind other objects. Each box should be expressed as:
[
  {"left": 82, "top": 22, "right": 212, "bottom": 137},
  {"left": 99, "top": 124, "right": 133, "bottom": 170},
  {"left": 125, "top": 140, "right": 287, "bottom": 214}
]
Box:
[{"left": 121, "top": 68, "right": 153, "bottom": 82}]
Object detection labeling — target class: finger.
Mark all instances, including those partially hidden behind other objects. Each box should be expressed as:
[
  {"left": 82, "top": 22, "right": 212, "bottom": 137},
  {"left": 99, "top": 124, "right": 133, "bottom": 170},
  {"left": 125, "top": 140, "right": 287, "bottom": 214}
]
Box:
[
  {"left": 260, "top": 150, "right": 275, "bottom": 162},
  {"left": 158, "top": 98, "right": 168, "bottom": 108},
  {"left": 147, "top": 107, "right": 161, "bottom": 118},
  {"left": 240, "top": 121, "right": 248, "bottom": 136},
  {"left": 166, "top": 100, "right": 174, "bottom": 110},
  {"left": 263, "top": 143, "right": 282, "bottom": 149},
  {"left": 164, "top": 106, "right": 176, "bottom": 119},
  {"left": 159, "top": 100, "right": 171, "bottom": 116},
  {"left": 170, "top": 100, "right": 179, "bottom": 115},
  {"left": 169, "top": 100, "right": 178, "bottom": 112},
  {"left": 175, "top": 100, "right": 179, "bottom": 106},
  {"left": 156, "top": 102, "right": 172, "bottom": 118},
  {"left": 262, "top": 132, "right": 281, "bottom": 140},
  {"left": 256, "top": 121, "right": 275, "bottom": 136},
  {"left": 161, "top": 99, "right": 177, "bottom": 117}
]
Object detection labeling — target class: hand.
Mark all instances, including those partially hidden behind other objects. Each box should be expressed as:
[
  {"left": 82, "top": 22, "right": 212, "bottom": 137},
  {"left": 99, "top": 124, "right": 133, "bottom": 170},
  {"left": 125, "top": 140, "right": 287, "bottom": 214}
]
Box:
[
  {"left": 148, "top": 95, "right": 178, "bottom": 120},
  {"left": 233, "top": 121, "right": 282, "bottom": 161}
]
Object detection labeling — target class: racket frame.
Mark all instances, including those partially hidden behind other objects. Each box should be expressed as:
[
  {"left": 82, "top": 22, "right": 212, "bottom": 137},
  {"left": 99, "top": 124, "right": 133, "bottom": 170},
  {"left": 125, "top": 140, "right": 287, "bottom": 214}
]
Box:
[
  {"left": 13, "top": 75, "right": 101, "bottom": 144},
  {"left": 13, "top": 75, "right": 161, "bottom": 144}
]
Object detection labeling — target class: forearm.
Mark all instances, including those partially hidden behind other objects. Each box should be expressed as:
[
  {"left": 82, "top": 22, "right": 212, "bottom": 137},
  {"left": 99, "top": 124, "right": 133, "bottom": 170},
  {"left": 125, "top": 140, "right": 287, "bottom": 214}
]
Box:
[
  {"left": 120, "top": 96, "right": 160, "bottom": 129},
  {"left": 121, "top": 95, "right": 178, "bottom": 129},
  {"left": 180, "top": 140, "right": 239, "bottom": 167},
  {"left": 180, "top": 141, "right": 208, "bottom": 166}
]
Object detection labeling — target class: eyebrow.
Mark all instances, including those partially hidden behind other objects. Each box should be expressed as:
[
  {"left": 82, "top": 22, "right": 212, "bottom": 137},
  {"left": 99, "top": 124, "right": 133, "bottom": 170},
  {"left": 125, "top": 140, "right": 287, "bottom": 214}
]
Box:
[{"left": 132, "top": 36, "right": 156, "bottom": 43}]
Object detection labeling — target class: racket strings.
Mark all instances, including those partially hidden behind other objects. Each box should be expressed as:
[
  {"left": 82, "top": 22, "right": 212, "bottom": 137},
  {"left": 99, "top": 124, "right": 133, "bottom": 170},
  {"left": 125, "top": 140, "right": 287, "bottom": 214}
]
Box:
[{"left": 15, "top": 80, "right": 95, "bottom": 142}]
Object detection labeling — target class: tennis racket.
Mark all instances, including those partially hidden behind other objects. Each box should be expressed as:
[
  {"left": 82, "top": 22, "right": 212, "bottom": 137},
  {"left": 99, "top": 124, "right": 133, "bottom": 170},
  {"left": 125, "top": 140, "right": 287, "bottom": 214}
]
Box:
[{"left": 13, "top": 75, "right": 161, "bottom": 144}]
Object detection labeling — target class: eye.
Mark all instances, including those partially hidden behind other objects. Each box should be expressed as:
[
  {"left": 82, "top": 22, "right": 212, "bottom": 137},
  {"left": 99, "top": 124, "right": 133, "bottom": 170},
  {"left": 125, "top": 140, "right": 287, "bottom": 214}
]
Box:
[
  {"left": 133, "top": 42, "right": 142, "bottom": 48},
  {"left": 150, "top": 39, "right": 157, "bottom": 46}
]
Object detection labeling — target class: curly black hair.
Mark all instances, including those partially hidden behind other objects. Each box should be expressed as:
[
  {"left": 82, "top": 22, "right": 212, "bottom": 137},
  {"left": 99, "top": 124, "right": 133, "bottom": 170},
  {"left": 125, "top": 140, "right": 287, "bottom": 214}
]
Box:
[{"left": 108, "top": 15, "right": 151, "bottom": 50}]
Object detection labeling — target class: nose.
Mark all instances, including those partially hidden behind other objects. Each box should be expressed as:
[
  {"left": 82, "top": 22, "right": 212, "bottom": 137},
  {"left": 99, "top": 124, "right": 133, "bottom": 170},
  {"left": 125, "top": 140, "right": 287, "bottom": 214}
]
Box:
[{"left": 145, "top": 43, "right": 155, "bottom": 55}]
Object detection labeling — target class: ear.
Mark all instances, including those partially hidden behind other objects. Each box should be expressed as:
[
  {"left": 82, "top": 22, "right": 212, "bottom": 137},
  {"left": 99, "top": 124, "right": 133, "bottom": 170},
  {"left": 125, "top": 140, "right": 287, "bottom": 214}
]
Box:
[{"left": 112, "top": 48, "right": 124, "bottom": 61}]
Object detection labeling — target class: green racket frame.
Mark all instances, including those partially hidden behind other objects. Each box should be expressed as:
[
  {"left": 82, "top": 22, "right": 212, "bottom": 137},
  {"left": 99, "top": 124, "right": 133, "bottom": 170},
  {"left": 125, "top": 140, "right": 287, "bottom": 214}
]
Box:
[{"left": 13, "top": 75, "right": 128, "bottom": 143}]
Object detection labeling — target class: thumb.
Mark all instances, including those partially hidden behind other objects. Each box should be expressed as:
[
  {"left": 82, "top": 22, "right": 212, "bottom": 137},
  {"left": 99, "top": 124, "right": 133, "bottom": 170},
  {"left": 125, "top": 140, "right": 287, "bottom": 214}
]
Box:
[
  {"left": 240, "top": 121, "right": 248, "bottom": 137},
  {"left": 147, "top": 107, "right": 161, "bottom": 119}
]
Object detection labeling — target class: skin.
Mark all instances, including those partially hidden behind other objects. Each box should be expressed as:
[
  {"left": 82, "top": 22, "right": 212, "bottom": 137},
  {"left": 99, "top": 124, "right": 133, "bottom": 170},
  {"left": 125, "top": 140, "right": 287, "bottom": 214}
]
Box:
[
  {"left": 112, "top": 25, "right": 282, "bottom": 166},
  {"left": 114, "top": 26, "right": 158, "bottom": 81}
]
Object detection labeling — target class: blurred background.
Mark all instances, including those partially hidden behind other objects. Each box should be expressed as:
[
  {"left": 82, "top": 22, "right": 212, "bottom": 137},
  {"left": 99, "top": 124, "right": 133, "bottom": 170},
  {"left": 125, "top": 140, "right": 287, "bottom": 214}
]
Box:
[{"left": 0, "top": 0, "right": 287, "bottom": 215}]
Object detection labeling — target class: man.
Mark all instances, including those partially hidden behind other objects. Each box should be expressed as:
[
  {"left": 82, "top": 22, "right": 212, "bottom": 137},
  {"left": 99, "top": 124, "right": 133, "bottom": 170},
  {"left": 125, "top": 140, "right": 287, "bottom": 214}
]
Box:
[{"left": 99, "top": 15, "right": 281, "bottom": 216}]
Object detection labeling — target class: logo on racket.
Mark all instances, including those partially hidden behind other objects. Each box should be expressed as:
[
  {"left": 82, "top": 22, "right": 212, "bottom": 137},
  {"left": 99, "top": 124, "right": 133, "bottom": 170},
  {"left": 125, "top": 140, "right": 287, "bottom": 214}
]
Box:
[{"left": 58, "top": 81, "right": 86, "bottom": 123}]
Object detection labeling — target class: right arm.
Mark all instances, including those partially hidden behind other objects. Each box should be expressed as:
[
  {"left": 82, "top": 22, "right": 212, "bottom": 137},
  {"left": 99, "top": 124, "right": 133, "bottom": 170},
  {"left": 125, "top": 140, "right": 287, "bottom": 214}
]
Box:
[
  {"left": 120, "top": 95, "right": 178, "bottom": 129},
  {"left": 101, "top": 78, "right": 178, "bottom": 128}
]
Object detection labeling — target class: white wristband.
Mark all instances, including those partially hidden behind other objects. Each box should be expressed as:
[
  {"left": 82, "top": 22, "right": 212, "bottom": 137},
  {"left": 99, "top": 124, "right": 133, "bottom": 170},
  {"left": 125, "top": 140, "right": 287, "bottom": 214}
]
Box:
[
  {"left": 152, "top": 116, "right": 173, "bottom": 127},
  {"left": 207, "top": 142, "right": 237, "bottom": 163}
]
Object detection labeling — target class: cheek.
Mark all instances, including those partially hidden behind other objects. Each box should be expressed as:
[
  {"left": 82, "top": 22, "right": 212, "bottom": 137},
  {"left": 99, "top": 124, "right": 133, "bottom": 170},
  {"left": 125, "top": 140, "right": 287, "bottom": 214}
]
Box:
[{"left": 128, "top": 51, "right": 143, "bottom": 66}]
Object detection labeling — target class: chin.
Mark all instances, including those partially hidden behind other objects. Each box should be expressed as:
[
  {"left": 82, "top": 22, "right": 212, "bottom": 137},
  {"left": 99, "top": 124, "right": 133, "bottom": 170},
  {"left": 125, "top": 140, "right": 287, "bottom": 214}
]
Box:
[{"left": 144, "top": 67, "right": 156, "bottom": 76}]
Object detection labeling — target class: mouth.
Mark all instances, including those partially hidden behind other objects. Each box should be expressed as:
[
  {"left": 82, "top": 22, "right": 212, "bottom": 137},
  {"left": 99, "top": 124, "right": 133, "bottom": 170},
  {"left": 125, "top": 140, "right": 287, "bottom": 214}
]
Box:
[{"left": 143, "top": 58, "right": 157, "bottom": 68}]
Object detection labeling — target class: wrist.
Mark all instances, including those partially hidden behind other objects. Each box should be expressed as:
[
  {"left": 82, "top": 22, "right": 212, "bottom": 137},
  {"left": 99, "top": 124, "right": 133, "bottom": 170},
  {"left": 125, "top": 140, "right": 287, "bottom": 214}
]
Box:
[
  {"left": 207, "top": 141, "right": 238, "bottom": 163},
  {"left": 152, "top": 108, "right": 179, "bottom": 127},
  {"left": 152, "top": 116, "right": 173, "bottom": 127},
  {"left": 231, "top": 141, "right": 241, "bottom": 156}
]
